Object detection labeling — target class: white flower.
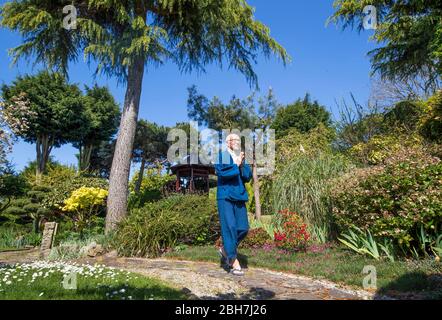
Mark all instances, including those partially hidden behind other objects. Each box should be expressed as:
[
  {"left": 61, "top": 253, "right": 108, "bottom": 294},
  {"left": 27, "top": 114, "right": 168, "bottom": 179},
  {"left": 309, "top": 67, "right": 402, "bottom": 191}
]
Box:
[{"left": 39, "top": 292, "right": 44, "bottom": 297}]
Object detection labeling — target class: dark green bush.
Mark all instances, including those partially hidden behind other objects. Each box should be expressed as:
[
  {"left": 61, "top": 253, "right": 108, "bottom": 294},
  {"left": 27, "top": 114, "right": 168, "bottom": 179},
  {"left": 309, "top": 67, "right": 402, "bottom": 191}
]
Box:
[
  {"left": 0, "top": 224, "right": 42, "bottom": 249},
  {"left": 331, "top": 158, "right": 442, "bottom": 252},
  {"left": 3, "top": 185, "right": 51, "bottom": 232},
  {"left": 127, "top": 166, "right": 174, "bottom": 209},
  {"left": 383, "top": 100, "right": 425, "bottom": 133},
  {"left": 421, "top": 90, "right": 442, "bottom": 143},
  {"left": 41, "top": 174, "right": 108, "bottom": 212},
  {"left": 113, "top": 195, "right": 220, "bottom": 257},
  {"left": 128, "top": 189, "right": 163, "bottom": 209},
  {"left": 239, "top": 228, "right": 272, "bottom": 249},
  {"left": 55, "top": 216, "right": 105, "bottom": 244}
]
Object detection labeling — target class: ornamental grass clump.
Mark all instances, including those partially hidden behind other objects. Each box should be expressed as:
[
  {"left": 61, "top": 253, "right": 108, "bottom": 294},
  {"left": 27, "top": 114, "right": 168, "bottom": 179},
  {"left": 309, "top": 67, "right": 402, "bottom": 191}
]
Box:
[
  {"left": 114, "top": 195, "right": 219, "bottom": 257},
  {"left": 272, "top": 153, "right": 350, "bottom": 229}
]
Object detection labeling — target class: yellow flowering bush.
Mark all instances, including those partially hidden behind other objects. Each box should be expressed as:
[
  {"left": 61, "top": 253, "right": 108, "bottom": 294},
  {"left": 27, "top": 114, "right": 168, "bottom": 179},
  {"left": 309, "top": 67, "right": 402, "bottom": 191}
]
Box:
[
  {"left": 349, "top": 134, "right": 423, "bottom": 165},
  {"left": 61, "top": 187, "right": 108, "bottom": 233}
]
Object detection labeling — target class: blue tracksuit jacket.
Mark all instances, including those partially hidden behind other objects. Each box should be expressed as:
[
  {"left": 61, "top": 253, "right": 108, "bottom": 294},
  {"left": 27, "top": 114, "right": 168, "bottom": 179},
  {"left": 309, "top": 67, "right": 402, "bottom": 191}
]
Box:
[{"left": 215, "top": 150, "right": 253, "bottom": 202}]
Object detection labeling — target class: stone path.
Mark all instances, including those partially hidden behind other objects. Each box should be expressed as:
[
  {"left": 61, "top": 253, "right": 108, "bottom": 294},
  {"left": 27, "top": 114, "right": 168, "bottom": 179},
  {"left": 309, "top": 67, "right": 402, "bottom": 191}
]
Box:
[
  {"left": 81, "top": 254, "right": 375, "bottom": 300},
  {"left": 0, "top": 248, "right": 40, "bottom": 265},
  {"left": 0, "top": 249, "right": 377, "bottom": 300}
]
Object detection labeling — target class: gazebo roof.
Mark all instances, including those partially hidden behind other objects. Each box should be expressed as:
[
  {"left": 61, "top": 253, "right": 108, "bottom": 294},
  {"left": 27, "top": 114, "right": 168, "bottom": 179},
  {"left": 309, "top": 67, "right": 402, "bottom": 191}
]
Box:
[
  {"left": 170, "top": 163, "right": 215, "bottom": 175},
  {"left": 170, "top": 155, "right": 215, "bottom": 175}
]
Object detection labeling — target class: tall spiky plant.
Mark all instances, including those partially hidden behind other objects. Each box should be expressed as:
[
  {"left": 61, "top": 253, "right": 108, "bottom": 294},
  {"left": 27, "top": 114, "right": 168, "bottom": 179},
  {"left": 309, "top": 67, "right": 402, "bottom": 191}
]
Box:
[{"left": 272, "top": 153, "right": 349, "bottom": 228}]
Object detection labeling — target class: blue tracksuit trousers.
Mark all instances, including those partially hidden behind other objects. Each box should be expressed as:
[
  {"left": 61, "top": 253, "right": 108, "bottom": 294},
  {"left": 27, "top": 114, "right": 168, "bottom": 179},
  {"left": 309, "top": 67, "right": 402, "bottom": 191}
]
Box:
[{"left": 217, "top": 199, "right": 249, "bottom": 262}]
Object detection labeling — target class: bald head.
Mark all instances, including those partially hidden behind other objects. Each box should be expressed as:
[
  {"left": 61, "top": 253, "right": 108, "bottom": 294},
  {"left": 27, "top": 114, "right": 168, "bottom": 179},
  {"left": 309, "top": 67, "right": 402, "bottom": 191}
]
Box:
[{"left": 226, "top": 133, "right": 241, "bottom": 151}]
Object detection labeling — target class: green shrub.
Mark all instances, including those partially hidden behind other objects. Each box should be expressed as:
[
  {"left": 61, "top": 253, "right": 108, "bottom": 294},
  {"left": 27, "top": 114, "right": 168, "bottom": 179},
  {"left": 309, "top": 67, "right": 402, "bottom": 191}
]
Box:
[
  {"left": 383, "top": 100, "right": 426, "bottom": 133},
  {"left": 239, "top": 228, "right": 272, "bottom": 249},
  {"left": 3, "top": 185, "right": 51, "bottom": 232},
  {"left": 41, "top": 170, "right": 108, "bottom": 213},
  {"left": 113, "top": 195, "right": 219, "bottom": 257},
  {"left": 348, "top": 133, "right": 426, "bottom": 165},
  {"left": 128, "top": 166, "right": 174, "bottom": 209},
  {"left": 338, "top": 227, "right": 396, "bottom": 261},
  {"left": 421, "top": 90, "right": 442, "bottom": 143},
  {"left": 20, "top": 165, "right": 108, "bottom": 215},
  {"left": 0, "top": 225, "right": 41, "bottom": 250},
  {"left": 0, "top": 171, "right": 27, "bottom": 215},
  {"left": 276, "top": 124, "right": 335, "bottom": 166},
  {"left": 48, "top": 234, "right": 111, "bottom": 260},
  {"left": 258, "top": 177, "right": 274, "bottom": 216},
  {"left": 249, "top": 214, "right": 276, "bottom": 239},
  {"left": 332, "top": 156, "right": 442, "bottom": 254},
  {"left": 55, "top": 216, "right": 105, "bottom": 244},
  {"left": 128, "top": 189, "right": 163, "bottom": 209},
  {"left": 308, "top": 224, "right": 330, "bottom": 244}
]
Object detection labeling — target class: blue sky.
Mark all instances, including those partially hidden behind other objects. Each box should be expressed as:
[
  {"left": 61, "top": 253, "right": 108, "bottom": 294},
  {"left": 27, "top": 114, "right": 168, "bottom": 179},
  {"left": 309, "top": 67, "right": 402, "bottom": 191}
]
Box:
[{"left": 0, "top": 0, "right": 377, "bottom": 172}]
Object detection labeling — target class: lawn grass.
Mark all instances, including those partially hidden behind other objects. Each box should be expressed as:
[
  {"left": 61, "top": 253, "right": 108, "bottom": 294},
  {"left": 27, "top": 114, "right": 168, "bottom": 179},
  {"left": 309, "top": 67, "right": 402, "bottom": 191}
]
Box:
[
  {"left": 165, "top": 244, "right": 442, "bottom": 299},
  {"left": 0, "top": 261, "right": 186, "bottom": 300}
]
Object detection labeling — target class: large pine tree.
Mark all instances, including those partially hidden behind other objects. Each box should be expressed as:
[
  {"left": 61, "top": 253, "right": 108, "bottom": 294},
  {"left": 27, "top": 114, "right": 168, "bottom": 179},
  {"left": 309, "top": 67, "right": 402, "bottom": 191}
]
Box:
[
  {"left": 1, "top": 0, "right": 290, "bottom": 231},
  {"left": 329, "top": 0, "right": 441, "bottom": 90}
]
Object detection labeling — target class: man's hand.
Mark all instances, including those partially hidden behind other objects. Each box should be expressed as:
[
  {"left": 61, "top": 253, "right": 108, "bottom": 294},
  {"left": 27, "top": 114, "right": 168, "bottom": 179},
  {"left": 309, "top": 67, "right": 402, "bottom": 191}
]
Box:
[{"left": 236, "top": 152, "right": 245, "bottom": 166}]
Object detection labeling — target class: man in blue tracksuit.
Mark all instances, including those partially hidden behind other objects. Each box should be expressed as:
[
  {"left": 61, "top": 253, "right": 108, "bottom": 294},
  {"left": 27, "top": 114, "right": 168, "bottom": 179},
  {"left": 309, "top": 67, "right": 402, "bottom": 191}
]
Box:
[{"left": 215, "top": 133, "right": 253, "bottom": 276}]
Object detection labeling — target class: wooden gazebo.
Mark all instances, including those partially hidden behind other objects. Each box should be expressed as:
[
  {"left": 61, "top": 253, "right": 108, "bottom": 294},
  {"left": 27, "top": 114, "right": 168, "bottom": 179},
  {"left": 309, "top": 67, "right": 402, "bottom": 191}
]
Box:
[{"left": 165, "top": 163, "right": 215, "bottom": 195}]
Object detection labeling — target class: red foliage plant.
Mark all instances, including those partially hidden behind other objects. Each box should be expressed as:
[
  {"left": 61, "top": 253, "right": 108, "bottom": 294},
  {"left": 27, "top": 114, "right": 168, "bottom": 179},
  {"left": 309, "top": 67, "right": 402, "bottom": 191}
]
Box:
[{"left": 273, "top": 209, "right": 310, "bottom": 252}]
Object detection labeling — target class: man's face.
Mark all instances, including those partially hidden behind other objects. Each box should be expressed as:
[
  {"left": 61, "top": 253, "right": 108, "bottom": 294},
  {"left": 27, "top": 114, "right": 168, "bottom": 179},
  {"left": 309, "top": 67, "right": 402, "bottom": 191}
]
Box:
[{"left": 227, "top": 135, "right": 241, "bottom": 151}]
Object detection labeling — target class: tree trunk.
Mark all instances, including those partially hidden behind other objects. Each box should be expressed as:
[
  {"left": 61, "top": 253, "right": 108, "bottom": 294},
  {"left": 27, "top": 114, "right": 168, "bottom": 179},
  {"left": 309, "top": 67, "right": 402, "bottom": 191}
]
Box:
[
  {"left": 79, "top": 144, "right": 93, "bottom": 172},
  {"left": 35, "top": 135, "right": 53, "bottom": 180},
  {"left": 252, "top": 159, "right": 262, "bottom": 220},
  {"left": 135, "top": 157, "right": 146, "bottom": 193},
  {"left": 252, "top": 136, "right": 262, "bottom": 220},
  {"left": 36, "top": 140, "right": 42, "bottom": 178},
  {"left": 105, "top": 57, "right": 145, "bottom": 232},
  {"left": 32, "top": 217, "right": 40, "bottom": 234}
]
